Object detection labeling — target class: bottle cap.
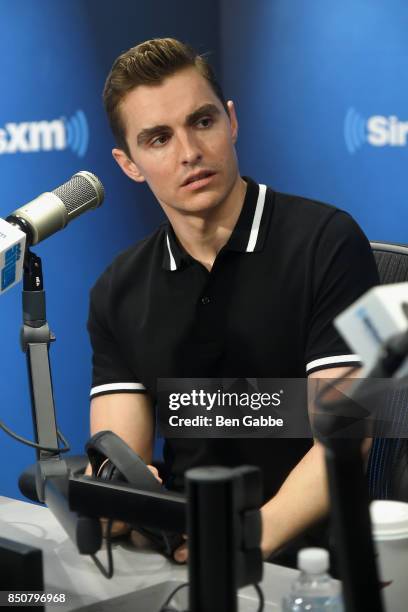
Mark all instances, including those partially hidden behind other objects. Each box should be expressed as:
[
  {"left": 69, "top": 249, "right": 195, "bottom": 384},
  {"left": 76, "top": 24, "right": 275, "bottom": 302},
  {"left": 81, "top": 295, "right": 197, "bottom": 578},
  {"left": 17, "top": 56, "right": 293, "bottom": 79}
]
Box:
[
  {"left": 297, "top": 547, "right": 329, "bottom": 573},
  {"left": 370, "top": 501, "right": 408, "bottom": 540}
]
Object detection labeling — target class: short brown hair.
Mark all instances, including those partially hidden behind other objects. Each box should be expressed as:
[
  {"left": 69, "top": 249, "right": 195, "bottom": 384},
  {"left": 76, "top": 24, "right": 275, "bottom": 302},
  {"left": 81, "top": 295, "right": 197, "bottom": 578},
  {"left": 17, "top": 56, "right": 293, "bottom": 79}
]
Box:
[{"left": 103, "top": 38, "right": 227, "bottom": 157}]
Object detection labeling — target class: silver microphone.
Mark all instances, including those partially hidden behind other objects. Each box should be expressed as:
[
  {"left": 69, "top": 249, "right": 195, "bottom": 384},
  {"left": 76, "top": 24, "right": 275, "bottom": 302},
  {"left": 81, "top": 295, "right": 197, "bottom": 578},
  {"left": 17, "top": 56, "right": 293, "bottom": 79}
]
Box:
[{"left": 6, "top": 171, "right": 105, "bottom": 245}]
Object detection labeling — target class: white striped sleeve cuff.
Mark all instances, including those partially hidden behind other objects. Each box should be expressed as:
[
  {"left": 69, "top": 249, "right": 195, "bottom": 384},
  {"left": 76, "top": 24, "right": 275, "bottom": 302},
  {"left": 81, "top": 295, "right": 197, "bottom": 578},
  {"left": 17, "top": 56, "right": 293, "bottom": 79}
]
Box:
[
  {"left": 306, "top": 354, "right": 361, "bottom": 375},
  {"left": 90, "top": 382, "right": 147, "bottom": 399}
]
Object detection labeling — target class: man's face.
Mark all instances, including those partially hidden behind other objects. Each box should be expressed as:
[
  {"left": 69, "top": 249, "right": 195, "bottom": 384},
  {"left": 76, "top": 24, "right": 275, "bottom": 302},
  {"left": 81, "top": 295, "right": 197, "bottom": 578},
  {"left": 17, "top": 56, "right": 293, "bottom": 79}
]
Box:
[{"left": 113, "top": 67, "right": 240, "bottom": 216}]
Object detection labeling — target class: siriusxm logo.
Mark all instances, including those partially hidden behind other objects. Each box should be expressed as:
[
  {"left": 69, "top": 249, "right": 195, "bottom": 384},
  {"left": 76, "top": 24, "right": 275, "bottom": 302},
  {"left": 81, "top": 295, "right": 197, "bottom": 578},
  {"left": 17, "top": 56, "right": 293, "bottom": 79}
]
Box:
[
  {"left": 1, "top": 244, "right": 21, "bottom": 291},
  {"left": 356, "top": 306, "right": 382, "bottom": 347},
  {"left": 344, "top": 107, "right": 408, "bottom": 154},
  {"left": 0, "top": 110, "right": 89, "bottom": 158}
]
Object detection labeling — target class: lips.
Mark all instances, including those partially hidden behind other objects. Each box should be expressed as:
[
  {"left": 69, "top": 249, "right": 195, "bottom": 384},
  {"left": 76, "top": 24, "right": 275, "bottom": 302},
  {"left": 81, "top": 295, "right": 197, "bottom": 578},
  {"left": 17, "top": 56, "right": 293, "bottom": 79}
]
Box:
[{"left": 182, "top": 170, "right": 215, "bottom": 187}]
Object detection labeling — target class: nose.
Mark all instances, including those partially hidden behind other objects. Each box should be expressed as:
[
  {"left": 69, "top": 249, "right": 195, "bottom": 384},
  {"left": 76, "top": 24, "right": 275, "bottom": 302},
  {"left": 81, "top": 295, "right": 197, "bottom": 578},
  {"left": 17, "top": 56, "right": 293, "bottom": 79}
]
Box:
[{"left": 178, "top": 131, "right": 202, "bottom": 166}]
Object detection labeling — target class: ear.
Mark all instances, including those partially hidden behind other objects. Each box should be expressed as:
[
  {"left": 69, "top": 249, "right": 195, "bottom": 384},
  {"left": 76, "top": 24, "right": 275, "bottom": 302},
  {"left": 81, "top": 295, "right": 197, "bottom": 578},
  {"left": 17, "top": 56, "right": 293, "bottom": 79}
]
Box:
[
  {"left": 112, "top": 148, "right": 145, "bottom": 183},
  {"left": 226, "top": 100, "right": 238, "bottom": 144}
]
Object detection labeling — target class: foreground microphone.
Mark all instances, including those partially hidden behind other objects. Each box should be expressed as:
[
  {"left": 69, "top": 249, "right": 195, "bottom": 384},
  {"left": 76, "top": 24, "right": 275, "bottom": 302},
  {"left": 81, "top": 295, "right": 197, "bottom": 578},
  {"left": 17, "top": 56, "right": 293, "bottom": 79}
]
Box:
[
  {"left": 335, "top": 282, "right": 408, "bottom": 375},
  {"left": 7, "top": 171, "right": 104, "bottom": 245},
  {"left": 0, "top": 171, "right": 104, "bottom": 294}
]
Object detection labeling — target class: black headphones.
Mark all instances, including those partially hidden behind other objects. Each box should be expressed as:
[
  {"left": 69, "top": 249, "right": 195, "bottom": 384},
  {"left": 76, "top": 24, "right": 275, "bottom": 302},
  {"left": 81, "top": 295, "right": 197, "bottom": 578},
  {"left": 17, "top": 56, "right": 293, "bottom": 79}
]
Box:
[
  {"left": 86, "top": 430, "right": 164, "bottom": 493},
  {"left": 85, "top": 430, "right": 185, "bottom": 559},
  {"left": 95, "top": 457, "right": 123, "bottom": 481}
]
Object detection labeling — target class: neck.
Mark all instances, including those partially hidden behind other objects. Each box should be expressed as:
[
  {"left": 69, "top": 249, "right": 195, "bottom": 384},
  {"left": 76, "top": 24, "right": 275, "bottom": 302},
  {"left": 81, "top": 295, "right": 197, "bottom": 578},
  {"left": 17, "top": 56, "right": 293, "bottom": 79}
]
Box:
[{"left": 164, "top": 175, "right": 247, "bottom": 271}]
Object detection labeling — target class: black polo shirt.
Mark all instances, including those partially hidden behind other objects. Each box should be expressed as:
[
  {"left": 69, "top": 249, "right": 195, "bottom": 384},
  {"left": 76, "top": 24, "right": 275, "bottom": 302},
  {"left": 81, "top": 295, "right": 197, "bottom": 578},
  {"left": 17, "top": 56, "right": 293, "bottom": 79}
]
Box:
[{"left": 87, "top": 177, "right": 379, "bottom": 500}]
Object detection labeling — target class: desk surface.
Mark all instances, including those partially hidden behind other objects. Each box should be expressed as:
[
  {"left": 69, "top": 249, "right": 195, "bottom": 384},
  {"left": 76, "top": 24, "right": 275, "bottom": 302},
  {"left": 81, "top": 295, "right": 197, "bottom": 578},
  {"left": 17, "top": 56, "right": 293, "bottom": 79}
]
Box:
[{"left": 0, "top": 495, "right": 298, "bottom": 611}]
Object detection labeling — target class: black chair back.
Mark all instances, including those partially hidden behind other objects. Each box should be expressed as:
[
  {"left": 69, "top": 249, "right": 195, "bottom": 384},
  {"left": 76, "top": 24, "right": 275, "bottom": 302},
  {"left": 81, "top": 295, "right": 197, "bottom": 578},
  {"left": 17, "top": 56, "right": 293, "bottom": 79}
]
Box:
[{"left": 367, "top": 241, "right": 408, "bottom": 501}]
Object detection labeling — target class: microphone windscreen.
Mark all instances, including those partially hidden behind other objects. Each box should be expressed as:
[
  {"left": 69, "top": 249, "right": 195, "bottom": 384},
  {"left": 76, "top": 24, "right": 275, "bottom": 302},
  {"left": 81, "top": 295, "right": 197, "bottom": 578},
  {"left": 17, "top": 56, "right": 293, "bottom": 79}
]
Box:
[{"left": 52, "top": 171, "right": 104, "bottom": 221}]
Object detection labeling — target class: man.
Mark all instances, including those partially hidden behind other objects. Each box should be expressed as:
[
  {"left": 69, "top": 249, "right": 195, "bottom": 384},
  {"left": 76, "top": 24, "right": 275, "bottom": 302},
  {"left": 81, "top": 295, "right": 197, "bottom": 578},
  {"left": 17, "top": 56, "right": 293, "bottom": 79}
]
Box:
[{"left": 88, "top": 38, "right": 379, "bottom": 563}]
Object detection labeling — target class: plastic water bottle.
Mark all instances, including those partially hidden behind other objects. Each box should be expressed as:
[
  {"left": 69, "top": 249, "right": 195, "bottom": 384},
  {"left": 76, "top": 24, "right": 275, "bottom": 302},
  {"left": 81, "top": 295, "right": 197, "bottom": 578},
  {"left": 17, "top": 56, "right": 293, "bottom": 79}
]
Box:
[{"left": 282, "top": 547, "right": 343, "bottom": 611}]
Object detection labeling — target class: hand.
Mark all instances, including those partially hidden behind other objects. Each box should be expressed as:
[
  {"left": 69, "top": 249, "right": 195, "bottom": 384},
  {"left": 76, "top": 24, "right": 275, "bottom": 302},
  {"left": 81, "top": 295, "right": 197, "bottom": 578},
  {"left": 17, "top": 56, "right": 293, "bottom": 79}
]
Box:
[
  {"left": 172, "top": 510, "right": 270, "bottom": 563},
  {"left": 260, "top": 505, "right": 276, "bottom": 560},
  {"left": 102, "top": 464, "right": 163, "bottom": 538},
  {"left": 101, "top": 517, "right": 130, "bottom": 538},
  {"left": 146, "top": 464, "right": 163, "bottom": 484},
  {"left": 173, "top": 534, "right": 188, "bottom": 563}
]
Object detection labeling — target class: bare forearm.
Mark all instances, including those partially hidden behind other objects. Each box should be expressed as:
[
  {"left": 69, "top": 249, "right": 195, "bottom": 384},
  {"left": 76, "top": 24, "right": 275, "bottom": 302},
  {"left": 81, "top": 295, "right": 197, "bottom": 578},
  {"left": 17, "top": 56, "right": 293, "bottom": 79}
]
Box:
[
  {"left": 90, "top": 393, "right": 154, "bottom": 463},
  {"left": 259, "top": 367, "right": 369, "bottom": 557},
  {"left": 260, "top": 442, "right": 329, "bottom": 558},
  {"left": 85, "top": 393, "right": 155, "bottom": 477},
  {"left": 86, "top": 392, "right": 157, "bottom": 537}
]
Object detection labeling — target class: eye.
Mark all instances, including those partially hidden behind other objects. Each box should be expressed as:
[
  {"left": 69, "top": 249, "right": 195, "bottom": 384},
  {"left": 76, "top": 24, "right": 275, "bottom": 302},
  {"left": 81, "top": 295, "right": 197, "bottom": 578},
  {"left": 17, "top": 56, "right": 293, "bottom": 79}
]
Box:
[
  {"left": 150, "top": 134, "right": 169, "bottom": 147},
  {"left": 196, "top": 116, "right": 213, "bottom": 129}
]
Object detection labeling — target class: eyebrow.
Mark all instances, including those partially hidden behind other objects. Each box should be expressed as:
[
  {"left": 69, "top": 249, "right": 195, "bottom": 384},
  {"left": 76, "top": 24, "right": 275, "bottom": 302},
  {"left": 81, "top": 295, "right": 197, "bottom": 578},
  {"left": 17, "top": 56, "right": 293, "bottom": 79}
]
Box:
[{"left": 136, "top": 103, "right": 221, "bottom": 146}]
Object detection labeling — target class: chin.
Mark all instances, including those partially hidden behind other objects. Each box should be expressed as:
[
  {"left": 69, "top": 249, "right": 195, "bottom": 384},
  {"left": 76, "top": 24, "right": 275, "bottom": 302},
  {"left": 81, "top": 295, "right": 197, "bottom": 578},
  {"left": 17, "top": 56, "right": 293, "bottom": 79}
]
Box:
[
  {"left": 182, "top": 198, "right": 221, "bottom": 214},
  {"left": 182, "top": 188, "right": 226, "bottom": 211}
]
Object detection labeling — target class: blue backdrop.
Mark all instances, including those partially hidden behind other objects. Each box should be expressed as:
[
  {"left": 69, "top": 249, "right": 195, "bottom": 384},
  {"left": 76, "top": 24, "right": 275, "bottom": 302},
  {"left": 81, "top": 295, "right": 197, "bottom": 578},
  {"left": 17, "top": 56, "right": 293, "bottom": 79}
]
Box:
[
  {"left": 0, "top": 0, "right": 220, "bottom": 501},
  {"left": 220, "top": 0, "right": 408, "bottom": 241}
]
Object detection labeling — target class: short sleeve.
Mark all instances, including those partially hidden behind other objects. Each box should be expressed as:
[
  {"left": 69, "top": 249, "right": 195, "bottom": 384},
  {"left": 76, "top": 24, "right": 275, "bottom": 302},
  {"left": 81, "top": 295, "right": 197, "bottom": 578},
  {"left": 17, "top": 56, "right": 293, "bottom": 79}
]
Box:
[
  {"left": 87, "top": 269, "right": 147, "bottom": 399},
  {"left": 305, "top": 211, "right": 379, "bottom": 375}
]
